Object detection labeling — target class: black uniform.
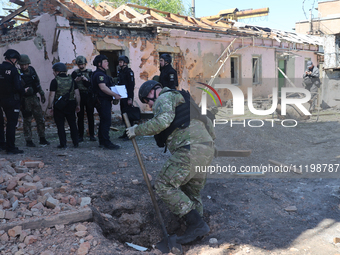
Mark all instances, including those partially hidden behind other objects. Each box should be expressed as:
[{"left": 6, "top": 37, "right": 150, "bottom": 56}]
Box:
[
  {"left": 117, "top": 66, "right": 135, "bottom": 122},
  {"left": 50, "top": 73, "right": 79, "bottom": 148},
  {"left": 159, "top": 64, "right": 178, "bottom": 90},
  {"left": 71, "top": 69, "right": 95, "bottom": 140},
  {"left": 0, "top": 61, "right": 24, "bottom": 153},
  {"left": 91, "top": 68, "right": 116, "bottom": 148}
]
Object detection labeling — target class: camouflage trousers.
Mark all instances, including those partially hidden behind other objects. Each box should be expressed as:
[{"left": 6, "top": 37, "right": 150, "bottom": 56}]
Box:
[
  {"left": 23, "top": 96, "right": 46, "bottom": 141},
  {"left": 155, "top": 143, "right": 215, "bottom": 217}
]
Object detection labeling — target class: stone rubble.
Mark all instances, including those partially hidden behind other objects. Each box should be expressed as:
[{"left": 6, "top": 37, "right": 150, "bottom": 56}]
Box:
[{"left": 0, "top": 158, "right": 95, "bottom": 255}]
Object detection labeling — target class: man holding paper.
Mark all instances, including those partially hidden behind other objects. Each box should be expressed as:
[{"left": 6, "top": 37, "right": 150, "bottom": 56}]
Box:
[
  {"left": 91, "top": 55, "right": 121, "bottom": 150},
  {"left": 117, "top": 55, "right": 135, "bottom": 140}
]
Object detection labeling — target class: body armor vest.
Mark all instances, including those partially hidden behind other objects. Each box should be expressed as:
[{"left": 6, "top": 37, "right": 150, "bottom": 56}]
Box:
[
  {"left": 55, "top": 76, "right": 75, "bottom": 101},
  {"left": 75, "top": 69, "right": 91, "bottom": 91},
  {"left": 0, "top": 63, "right": 15, "bottom": 98},
  {"left": 154, "top": 90, "right": 213, "bottom": 148}
]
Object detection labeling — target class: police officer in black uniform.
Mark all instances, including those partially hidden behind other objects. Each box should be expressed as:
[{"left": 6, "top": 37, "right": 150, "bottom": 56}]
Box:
[
  {"left": 71, "top": 56, "right": 95, "bottom": 142},
  {"left": 159, "top": 53, "right": 178, "bottom": 90},
  {"left": 117, "top": 55, "right": 135, "bottom": 140},
  {"left": 91, "top": 55, "right": 121, "bottom": 150},
  {"left": 0, "top": 49, "right": 26, "bottom": 154},
  {"left": 47, "top": 62, "right": 80, "bottom": 149}
]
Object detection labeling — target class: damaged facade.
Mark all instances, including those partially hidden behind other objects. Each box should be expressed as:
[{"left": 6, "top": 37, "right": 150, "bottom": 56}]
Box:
[{"left": 0, "top": 0, "right": 322, "bottom": 111}]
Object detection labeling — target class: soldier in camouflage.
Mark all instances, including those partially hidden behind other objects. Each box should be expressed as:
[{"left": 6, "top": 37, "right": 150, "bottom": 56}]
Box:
[
  {"left": 19, "top": 54, "right": 50, "bottom": 147},
  {"left": 126, "top": 80, "right": 215, "bottom": 244},
  {"left": 71, "top": 56, "right": 95, "bottom": 142}
]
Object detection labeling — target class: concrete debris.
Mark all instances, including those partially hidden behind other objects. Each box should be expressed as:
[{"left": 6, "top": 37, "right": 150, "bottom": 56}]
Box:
[
  {"left": 125, "top": 242, "right": 148, "bottom": 252},
  {"left": 285, "top": 206, "right": 297, "bottom": 212}
]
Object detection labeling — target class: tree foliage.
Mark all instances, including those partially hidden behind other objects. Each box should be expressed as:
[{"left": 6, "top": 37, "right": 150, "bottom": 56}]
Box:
[{"left": 105, "top": 0, "right": 190, "bottom": 16}]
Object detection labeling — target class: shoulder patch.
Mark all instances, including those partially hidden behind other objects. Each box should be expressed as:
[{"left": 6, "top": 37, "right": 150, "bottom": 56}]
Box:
[{"left": 99, "top": 76, "right": 104, "bottom": 81}]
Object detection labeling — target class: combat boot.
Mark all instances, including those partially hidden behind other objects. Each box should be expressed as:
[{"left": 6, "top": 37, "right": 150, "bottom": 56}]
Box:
[
  {"left": 176, "top": 209, "right": 210, "bottom": 244},
  {"left": 39, "top": 137, "right": 50, "bottom": 145},
  {"left": 26, "top": 140, "right": 36, "bottom": 147}
]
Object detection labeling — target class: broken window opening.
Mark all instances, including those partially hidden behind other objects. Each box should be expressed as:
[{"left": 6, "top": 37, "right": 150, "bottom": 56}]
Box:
[
  {"left": 252, "top": 56, "right": 261, "bottom": 84},
  {"left": 230, "top": 56, "right": 240, "bottom": 85}
]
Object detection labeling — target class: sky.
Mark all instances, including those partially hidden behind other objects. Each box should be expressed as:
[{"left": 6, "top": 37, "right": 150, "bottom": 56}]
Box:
[{"left": 182, "top": 0, "right": 322, "bottom": 32}]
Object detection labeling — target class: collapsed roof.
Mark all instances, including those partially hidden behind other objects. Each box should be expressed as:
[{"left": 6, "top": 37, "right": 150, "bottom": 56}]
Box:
[{"left": 0, "top": 0, "right": 323, "bottom": 46}]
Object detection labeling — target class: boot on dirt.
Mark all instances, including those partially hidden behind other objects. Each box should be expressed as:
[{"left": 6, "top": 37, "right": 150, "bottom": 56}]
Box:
[
  {"left": 26, "top": 140, "right": 36, "bottom": 147},
  {"left": 39, "top": 137, "right": 50, "bottom": 145},
  {"left": 176, "top": 209, "right": 210, "bottom": 244}
]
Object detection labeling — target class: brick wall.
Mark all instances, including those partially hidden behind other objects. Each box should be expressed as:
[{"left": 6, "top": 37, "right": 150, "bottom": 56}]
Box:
[{"left": 0, "top": 22, "right": 37, "bottom": 45}]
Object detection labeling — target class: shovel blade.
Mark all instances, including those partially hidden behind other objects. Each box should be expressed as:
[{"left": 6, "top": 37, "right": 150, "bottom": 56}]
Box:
[{"left": 156, "top": 234, "right": 183, "bottom": 255}]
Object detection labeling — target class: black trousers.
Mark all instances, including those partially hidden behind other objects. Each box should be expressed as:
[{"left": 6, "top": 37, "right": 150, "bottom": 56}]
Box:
[
  {"left": 120, "top": 98, "right": 132, "bottom": 126},
  {"left": 53, "top": 100, "right": 78, "bottom": 147},
  {"left": 77, "top": 92, "right": 95, "bottom": 138},
  {"left": 97, "top": 99, "right": 112, "bottom": 147},
  {"left": 0, "top": 98, "right": 20, "bottom": 151}
]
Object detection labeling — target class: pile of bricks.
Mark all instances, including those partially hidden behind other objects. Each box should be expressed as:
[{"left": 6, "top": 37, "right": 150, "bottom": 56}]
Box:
[{"left": 0, "top": 158, "right": 92, "bottom": 249}]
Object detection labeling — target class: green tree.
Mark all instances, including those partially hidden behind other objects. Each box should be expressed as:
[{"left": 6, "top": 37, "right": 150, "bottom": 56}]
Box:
[{"left": 105, "top": 0, "right": 190, "bottom": 16}]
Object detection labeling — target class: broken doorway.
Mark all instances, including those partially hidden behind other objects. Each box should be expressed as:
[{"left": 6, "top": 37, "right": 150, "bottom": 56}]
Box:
[{"left": 99, "top": 50, "right": 123, "bottom": 78}]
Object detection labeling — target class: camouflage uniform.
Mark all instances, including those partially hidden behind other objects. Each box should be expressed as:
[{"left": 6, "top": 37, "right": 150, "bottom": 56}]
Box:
[
  {"left": 20, "top": 66, "right": 46, "bottom": 141},
  {"left": 135, "top": 87, "right": 215, "bottom": 217}
]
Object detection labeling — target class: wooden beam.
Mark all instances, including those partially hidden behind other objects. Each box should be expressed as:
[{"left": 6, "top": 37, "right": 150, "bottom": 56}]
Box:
[
  {"left": 169, "top": 13, "right": 192, "bottom": 26},
  {"left": 131, "top": 14, "right": 150, "bottom": 23},
  {"left": 0, "top": 6, "right": 26, "bottom": 26},
  {"left": 71, "top": 0, "right": 105, "bottom": 20},
  {"left": 0, "top": 208, "right": 93, "bottom": 232},
  {"left": 147, "top": 10, "right": 169, "bottom": 23},
  {"left": 118, "top": 13, "right": 130, "bottom": 22},
  {"left": 186, "top": 16, "right": 210, "bottom": 28},
  {"left": 105, "top": 4, "right": 127, "bottom": 20},
  {"left": 9, "top": 0, "right": 25, "bottom": 7},
  {"left": 123, "top": 5, "right": 144, "bottom": 19},
  {"left": 98, "top": 2, "right": 115, "bottom": 13}
]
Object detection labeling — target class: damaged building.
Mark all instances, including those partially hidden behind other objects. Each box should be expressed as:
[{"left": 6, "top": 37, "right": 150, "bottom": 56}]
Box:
[{"left": 0, "top": 0, "right": 323, "bottom": 111}]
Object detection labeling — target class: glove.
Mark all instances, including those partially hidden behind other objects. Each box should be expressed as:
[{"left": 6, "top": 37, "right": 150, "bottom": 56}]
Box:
[
  {"left": 40, "top": 94, "right": 46, "bottom": 104},
  {"left": 126, "top": 124, "right": 138, "bottom": 139}
]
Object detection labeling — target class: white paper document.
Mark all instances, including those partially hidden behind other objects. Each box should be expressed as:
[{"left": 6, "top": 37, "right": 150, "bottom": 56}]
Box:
[{"left": 110, "top": 85, "right": 128, "bottom": 99}]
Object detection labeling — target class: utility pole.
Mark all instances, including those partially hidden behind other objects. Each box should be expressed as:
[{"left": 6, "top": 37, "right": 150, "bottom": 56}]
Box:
[
  {"left": 191, "top": 0, "right": 195, "bottom": 18},
  {"left": 309, "top": 9, "right": 313, "bottom": 34}
]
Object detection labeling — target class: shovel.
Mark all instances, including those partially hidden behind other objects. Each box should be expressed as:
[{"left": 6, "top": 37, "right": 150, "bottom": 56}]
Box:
[{"left": 123, "top": 113, "right": 183, "bottom": 254}]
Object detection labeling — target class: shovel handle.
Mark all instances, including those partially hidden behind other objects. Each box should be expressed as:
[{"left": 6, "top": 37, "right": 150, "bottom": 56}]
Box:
[{"left": 123, "top": 113, "right": 170, "bottom": 243}]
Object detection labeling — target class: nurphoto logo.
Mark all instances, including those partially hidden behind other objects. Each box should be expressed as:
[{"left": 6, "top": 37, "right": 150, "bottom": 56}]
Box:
[{"left": 198, "top": 83, "right": 312, "bottom": 128}]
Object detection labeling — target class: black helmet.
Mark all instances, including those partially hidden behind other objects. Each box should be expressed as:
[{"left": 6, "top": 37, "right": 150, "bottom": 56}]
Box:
[
  {"left": 75, "top": 55, "right": 87, "bottom": 65},
  {"left": 139, "top": 80, "right": 163, "bottom": 103},
  {"left": 118, "top": 55, "right": 129, "bottom": 64},
  {"left": 160, "top": 53, "right": 171, "bottom": 64},
  {"left": 52, "top": 62, "right": 67, "bottom": 72},
  {"left": 18, "top": 54, "right": 31, "bottom": 65},
  {"left": 93, "top": 55, "right": 108, "bottom": 67},
  {"left": 4, "top": 49, "right": 20, "bottom": 61}
]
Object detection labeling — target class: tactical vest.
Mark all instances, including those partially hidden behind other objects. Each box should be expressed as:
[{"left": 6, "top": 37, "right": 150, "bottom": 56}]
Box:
[
  {"left": 54, "top": 75, "right": 75, "bottom": 101},
  {"left": 0, "top": 63, "right": 15, "bottom": 98},
  {"left": 154, "top": 90, "right": 211, "bottom": 148},
  {"left": 75, "top": 69, "right": 91, "bottom": 92},
  {"left": 21, "top": 66, "right": 36, "bottom": 88}
]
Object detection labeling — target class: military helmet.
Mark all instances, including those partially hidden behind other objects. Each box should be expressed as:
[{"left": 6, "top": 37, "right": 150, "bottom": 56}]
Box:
[
  {"left": 52, "top": 62, "right": 67, "bottom": 72},
  {"left": 18, "top": 54, "right": 31, "bottom": 65},
  {"left": 139, "top": 80, "right": 163, "bottom": 103},
  {"left": 4, "top": 49, "right": 20, "bottom": 60},
  {"left": 118, "top": 55, "right": 129, "bottom": 64},
  {"left": 93, "top": 55, "right": 108, "bottom": 67},
  {"left": 75, "top": 55, "right": 87, "bottom": 65},
  {"left": 160, "top": 53, "right": 171, "bottom": 64},
  {"left": 152, "top": 75, "right": 160, "bottom": 82}
]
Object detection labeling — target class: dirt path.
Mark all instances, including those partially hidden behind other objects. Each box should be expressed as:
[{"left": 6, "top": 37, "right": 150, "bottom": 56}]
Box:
[{"left": 1, "top": 109, "right": 340, "bottom": 255}]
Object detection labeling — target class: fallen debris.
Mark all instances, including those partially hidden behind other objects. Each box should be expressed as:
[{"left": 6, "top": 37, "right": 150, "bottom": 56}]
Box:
[
  {"left": 125, "top": 242, "right": 148, "bottom": 252},
  {"left": 284, "top": 206, "right": 297, "bottom": 212}
]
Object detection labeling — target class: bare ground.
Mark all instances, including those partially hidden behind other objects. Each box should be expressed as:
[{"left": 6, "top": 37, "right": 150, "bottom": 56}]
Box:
[{"left": 1, "top": 108, "right": 340, "bottom": 255}]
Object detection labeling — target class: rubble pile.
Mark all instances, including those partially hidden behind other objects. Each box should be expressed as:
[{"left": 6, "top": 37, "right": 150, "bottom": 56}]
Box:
[{"left": 0, "top": 158, "right": 95, "bottom": 255}]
